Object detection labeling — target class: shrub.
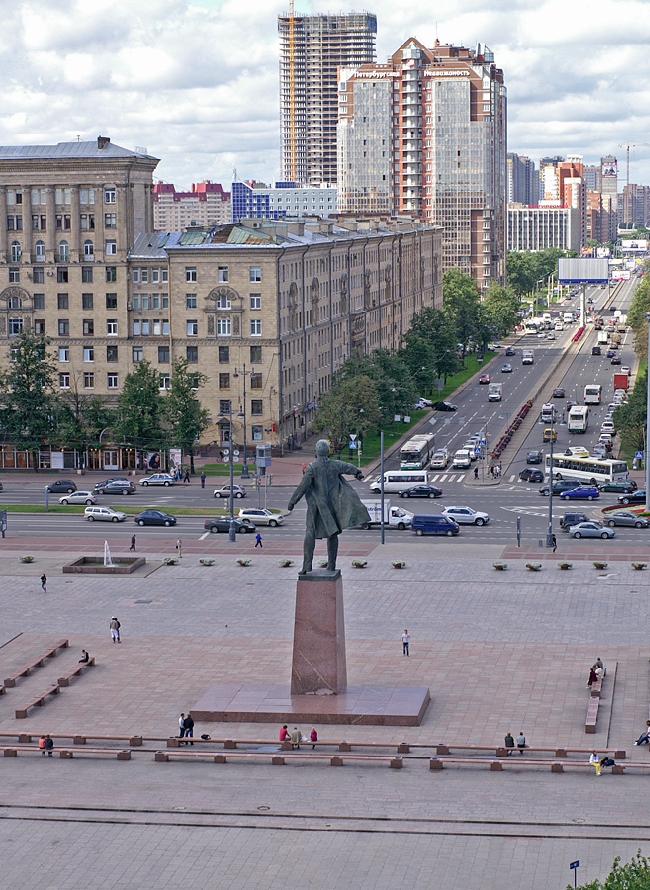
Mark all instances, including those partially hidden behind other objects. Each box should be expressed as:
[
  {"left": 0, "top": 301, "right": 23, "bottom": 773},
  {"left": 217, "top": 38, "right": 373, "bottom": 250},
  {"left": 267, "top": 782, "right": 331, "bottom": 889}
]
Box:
[
  {"left": 199, "top": 557, "right": 215, "bottom": 566},
  {"left": 236, "top": 558, "right": 251, "bottom": 567},
  {"left": 278, "top": 558, "right": 294, "bottom": 567},
  {"left": 19, "top": 556, "right": 35, "bottom": 563}
]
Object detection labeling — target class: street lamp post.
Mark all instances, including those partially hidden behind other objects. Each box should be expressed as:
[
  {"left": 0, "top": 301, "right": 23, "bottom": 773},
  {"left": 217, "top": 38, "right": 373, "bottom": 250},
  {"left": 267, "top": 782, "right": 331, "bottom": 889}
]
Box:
[
  {"left": 217, "top": 405, "right": 237, "bottom": 542},
  {"left": 233, "top": 365, "right": 251, "bottom": 480},
  {"left": 646, "top": 314, "right": 650, "bottom": 509},
  {"left": 546, "top": 405, "right": 556, "bottom": 547}
]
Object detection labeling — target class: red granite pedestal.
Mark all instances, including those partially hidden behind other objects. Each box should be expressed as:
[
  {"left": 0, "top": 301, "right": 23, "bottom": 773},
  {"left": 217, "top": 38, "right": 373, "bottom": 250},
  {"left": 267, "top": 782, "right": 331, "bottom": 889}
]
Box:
[{"left": 192, "top": 569, "right": 431, "bottom": 726}]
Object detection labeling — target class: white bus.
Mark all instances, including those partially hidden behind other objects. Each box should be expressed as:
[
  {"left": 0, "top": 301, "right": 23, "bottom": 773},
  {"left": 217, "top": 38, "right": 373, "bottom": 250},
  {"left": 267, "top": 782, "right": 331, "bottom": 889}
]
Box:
[
  {"left": 370, "top": 470, "right": 430, "bottom": 493},
  {"left": 545, "top": 454, "right": 628, "bottom": 485},
  {"left": 568, "top": 406, "right": 589, "bottom": 434},
  {"left": 584, "top": 384, "right": 602, "bottom": 405},
  {"left": 399, "top": 433, "right": 436, "bottom": 470}
]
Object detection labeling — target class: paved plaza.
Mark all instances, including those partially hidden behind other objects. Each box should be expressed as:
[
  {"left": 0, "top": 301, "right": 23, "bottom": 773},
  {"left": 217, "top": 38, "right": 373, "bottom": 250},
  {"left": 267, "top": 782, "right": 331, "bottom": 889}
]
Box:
[{"left": 1, "top": 528, "right": 650, "bottom": 890}]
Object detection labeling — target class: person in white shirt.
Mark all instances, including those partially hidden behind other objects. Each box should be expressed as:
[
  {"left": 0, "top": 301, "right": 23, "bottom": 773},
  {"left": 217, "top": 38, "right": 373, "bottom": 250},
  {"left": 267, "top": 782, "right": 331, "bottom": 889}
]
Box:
[
  {"left": 589, "top": 751, "right": 601, "bottom": 776},
  {"left": 401, "top": 630, "right": 410, "bottom": 657}
]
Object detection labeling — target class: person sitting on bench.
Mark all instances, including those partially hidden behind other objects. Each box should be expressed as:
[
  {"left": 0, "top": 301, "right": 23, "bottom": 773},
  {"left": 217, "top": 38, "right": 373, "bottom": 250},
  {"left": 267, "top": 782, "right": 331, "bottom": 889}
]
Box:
[{"left": 79, "top": 649, "right": 90, "bottom": 663}]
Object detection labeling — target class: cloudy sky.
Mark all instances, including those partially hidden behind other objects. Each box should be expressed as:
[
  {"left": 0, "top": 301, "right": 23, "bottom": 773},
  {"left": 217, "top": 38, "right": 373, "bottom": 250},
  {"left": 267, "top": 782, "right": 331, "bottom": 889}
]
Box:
[{"left": 2, "top": 0, "right": 650, "bottom": 190}]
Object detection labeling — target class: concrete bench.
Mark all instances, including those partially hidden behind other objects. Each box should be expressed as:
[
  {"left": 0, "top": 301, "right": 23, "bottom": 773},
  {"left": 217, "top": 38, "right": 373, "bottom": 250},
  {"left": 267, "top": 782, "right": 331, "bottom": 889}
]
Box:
[
  {"left": 585, "top": 695, "right": 600, "bottom": 733},
  {"left": 429, "top": 757, "right": 622, "bottom": 773},
  {"left": 57, "top": 657, "right": 95, "bottom": 687},
  {"left": 4, "top": 639, "right": 69, "bottom": 688},
  {"left": 156, "top": 749, "right": 404, "bottom": 768},
  {"left": 15, "top": 685, "right": 60, "bottom": 719},
  {"left": 2, "top": 745, "right": 131, "bottom": 760}
]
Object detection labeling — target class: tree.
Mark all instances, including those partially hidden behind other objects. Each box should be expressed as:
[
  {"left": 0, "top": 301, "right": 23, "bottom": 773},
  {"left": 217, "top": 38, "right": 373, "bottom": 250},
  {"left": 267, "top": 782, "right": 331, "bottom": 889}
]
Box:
[
  {"left": 164, "top": 358, "right": 210, "bottom": 474},
  {"left": 626, "top": 275, "right": 650, "bottom": 359},
  {"left": 402, "top": 307, "right": 459, "bottom": 392},
  {"left": 477, "top": 282, "right": 521, "bottom": 345},
  {"left": 570, "top": 850, "right": 650, "bottom": 889},
  {"left": 612, "top": 370, "right": 647, "bottom": 452},
  {"left": 336, "top": 349, "right": 416, "bottom": 427},
  {"left": 0, "top": 330, "right": 58, "bottom": 469},
  {"left": 115, "top": 361, "right": 165, "bottom": 461},
  {"left": 442, "top": 269, "right": 480, "bottom": 357},
  {"left": 313, "top": 374, "right": 380, "bottom": 453},
  {"left": 56, "top": 385, "right": 115, "bottom": 468},
  {"left": 506, "top": 248, "right": 577, "bottom": 298}
]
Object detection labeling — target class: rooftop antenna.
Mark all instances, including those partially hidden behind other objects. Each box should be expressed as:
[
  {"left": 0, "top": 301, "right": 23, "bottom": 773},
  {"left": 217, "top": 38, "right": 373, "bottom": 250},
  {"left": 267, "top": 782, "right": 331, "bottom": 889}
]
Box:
[
  {"left": 233, "top": 166, "right": 238, "bottom": 182},
  {"left": 76, "top": 135, "right": 81, "bottom": 141}
]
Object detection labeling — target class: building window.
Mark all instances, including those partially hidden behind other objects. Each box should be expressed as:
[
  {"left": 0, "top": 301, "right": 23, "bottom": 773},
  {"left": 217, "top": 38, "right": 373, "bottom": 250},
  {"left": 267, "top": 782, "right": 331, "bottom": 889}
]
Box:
[
  {"left": 58, "top": 319, "right": 69, "bottom": 336},
  {"left": 7, "top": 295, "right": 22, "bottom": 310},
  {"left": 250, "top": 319, "right": 262, "bottom": 336},
  {"left": 10, "top": 241, "right": 21, "bottom": 262},
  {"left": 132, "top": 268, "right": 139, "bottom": 284},
  {"left": 159, "top": 373, "right": 170, "bottom": 390},
  {"left": 107, "top": 345, "right": 118, "bottom": 362},
  {"left": 104, "top": 188, "right": 116, "bottom": 204},
  {"left": 57, "top": 294, "right": 69, "bottom": 310},
  {"left": 249, "top": 266, "right": 262, "bottom": 282},
  {"left": 250, "top": 345, "right": 262, "bottom": 363},
  {"left": 82, "top": 293, "right": 93, "bottom": 310},
  {"left": 83, "top": 315, "right": 95, "bottom": 334},
  {"left": 157, "top": 346, "right": 169, "bottom": 363},
  {"left": 219, "top": 346, "right": 229, "bottom": 363},
  {"left": 80, "top": 213, "right": 95, "bottom": 230},
  {"left": 58, "top": 373, "right": 70, "bottom": 389},
  {"left": 185, "top": 267, "right": 197, "bottom": 282},
  {"left": 58, "top": 241, "right": 69, "bottom": 262},
  {"left": 106, "top": 293, "right": 118, "bottom": 309},
  {"left": 82, "top": 266, "right": 94, "bottom": 283},
  {"left": 186, "top": 345, "right": 198, "bottom": 363},
  {"left": 83, "top": 373, "right": 94, "bottom": 388},
  {"left": 83, "top": 239, "right": 94, "bottom": 258},
  {"left": 161, "top": 269, "right": 168, "bottom": 283},
  {"left": 162, "top": 319, "right": 169, "bottom": 335},
  {"left": 140, "top": 268, "right": 148, "bottom": 284},
  {"left": 105, "top": 267, "right": 117, "bottom": 282},
  {"left": 250, "top": 373, "right": 262, "bottom": 389},
  {"left": 33, "top": 293, "right": 45, "bottom": 310},
  {"left": 250, "top": 293, "right": 261, "bottom": 310},
  {"left": 107, "top": 374, "right": 119, "bottom": 389},
  {"left": 218, "top": 266, "right": 228, "bottom": 283},
  {"left": 105, "top": 240, "right": 117, "bottom": 256},
  {"left": 8, "top": 318, "right": 23, "bottom": 336},
  {"left": 57, "top": 267, "right": 68, "bottom": 283},
  {"left": 34, "top": 319, "right": 46, "bottom": 335},
  {"left": 132, "top": 346, "right": 143, "bottom": 363},
  {"left": 216, "top": 293, "right": 230, "bottom": 310},
  {"left": 217, "top": 317, "right": 231, "bottom": 336},
  {"left": 33, "top": 268, "right": 44, "bottom": 284},
  {"left": 151, "top": 268, "right": 160, "bottom": 283},
  {"left": 185, "top": 294, "right": 197, "bottom": 309},
  {"left": 251, "top": 424, "right": 263, "bottom": 441},
  {"left": 83, "top": 347, "right": 94, "bottom": 362},
  {"left": 9, "top": 268, "right": 19, "bottom": 283},
  {"left": 141, "top": 295, "right": 149, "bottom": 310},
  {"left": 104, "top": 213, "right": 117, "bottom": 228},
  {"left": 250, "top": 399, "right": 263, "bottom": 415},
  {"left": 219, "top": 373, "right": 230, "bottom": 389},
  {"left": 35, "top": 240, "right": 45, "bottom": 261},
  {"left": 219, "top": 399, "right": 231, "bottom": 414},
  {"left": 80, "top": 188, "right": 95, "bottom": 205},
  {"left": 106, "top": 319, "right": 118, "bottom": 335},
  {"left": 58, "top": 347, "right": 69, "bottom": 362},
  {"left": 186, "top": 319, "right": 198, "bottom": 336}
]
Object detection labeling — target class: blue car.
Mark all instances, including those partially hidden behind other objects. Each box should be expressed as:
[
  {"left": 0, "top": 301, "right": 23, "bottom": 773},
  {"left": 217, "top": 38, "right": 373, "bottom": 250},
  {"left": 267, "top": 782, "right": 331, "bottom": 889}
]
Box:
[{"left": 559, "top": 486, "right": 600, "bottom": 501}]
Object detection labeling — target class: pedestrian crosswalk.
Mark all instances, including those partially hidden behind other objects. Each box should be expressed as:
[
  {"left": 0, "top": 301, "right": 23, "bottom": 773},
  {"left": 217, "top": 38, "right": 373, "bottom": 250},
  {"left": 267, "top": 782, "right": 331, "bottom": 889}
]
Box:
[{"left": 430, "top": 474, "right": 466, "bottom": 483}]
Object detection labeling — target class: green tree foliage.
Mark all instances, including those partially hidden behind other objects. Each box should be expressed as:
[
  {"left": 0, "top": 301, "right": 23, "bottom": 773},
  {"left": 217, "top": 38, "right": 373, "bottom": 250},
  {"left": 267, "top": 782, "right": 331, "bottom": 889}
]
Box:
[
  {"left": 506, "top": 248, "right": 576, "bottom": 297},
  {"left": 313, "top": 374, "right": 380, "bottom": 453},
  {"left": 0, "top": 330, "right": 58, "bottom": 465},
  {"left": 478, "top": 282, "right": 522, "bottom": 342},
  {"left": 626, "top": 275, "right": 650, "bottom": 359},
  {"left": 115, "top": 361, "right": 164, "bottom": 453},
  {"left": 402, "top": 307, "right": 459, "bottom": 391},
  {"left": 164, "top": 358, "right": 210, "bottom": 474},
  {"left": 570, "top": 850, "right": 650, "bottom": 890},
  {"left": 56, "top": 387, "right": 115, "bottom": 463},
  {"left": 613, "top": 369, "right": 647, "bottom": 452},
  {"left": 442, "top": 269, "right": 480, "bottom": 356},
  {"left": 336, "top": 350, "right": 416, "bottom": 427}
]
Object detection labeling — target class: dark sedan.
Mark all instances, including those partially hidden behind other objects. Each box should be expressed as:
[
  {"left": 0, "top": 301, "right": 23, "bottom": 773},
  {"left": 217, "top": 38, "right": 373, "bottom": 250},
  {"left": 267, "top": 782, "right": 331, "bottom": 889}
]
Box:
[
  {"left": 610, "top": 355, "right": 622, "bottom": 365},
  {"left": 45, "top": 479, "right": 77, "bottom": 493},
  {"left": 552, "top": 387, "right": 565, "bottom": 398},
  {"left": 398, "top": 485, "right": 443, "bottom": 499},
  {"left": 204, "top": 517, "right": 256, "bottom": 534},
  {"left": 505, "top": 346, "right": 515, "bottom": 356},
  {"left": 134, "top": 509, "right": 177, "bottom": 527},
  {"left": 501, "top": 363, "right": 512, "bottom": 373},
  {"left": 598, "top": 480, "right": 637, "bottom": 494},
  {"left": 519, "top": 468, "right": 544, "bottom": 483},
  {"left": 432, "top": 401, "right": 458, "bottom": 412},
  {"left": 94, "top": 479, "right": 136, "bottom": 495},
  {"left": 539, "top": 480, "right": 581, "bottom": 497},
  {"left": 526, "top": 450, "right": 543, "bottom": 464},
  {"left": 618, "top": 489, "right": 647, "bottom": 505}
]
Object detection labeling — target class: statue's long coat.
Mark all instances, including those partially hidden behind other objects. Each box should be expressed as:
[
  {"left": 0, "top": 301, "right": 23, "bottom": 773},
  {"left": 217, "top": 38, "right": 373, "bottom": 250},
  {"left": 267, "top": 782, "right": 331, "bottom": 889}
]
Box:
[{"left": 288, "top": 457, "right": 371, "bottom": 538}]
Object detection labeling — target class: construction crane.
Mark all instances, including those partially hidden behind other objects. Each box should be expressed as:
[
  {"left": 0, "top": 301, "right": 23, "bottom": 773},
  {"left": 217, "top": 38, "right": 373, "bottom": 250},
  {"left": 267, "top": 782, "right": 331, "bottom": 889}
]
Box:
[
  {"left": 288, "top": 0, "right": 296, "bottom": 182},
  {"left": 618, "top": 141, "right": 650, "bottom": 190}
]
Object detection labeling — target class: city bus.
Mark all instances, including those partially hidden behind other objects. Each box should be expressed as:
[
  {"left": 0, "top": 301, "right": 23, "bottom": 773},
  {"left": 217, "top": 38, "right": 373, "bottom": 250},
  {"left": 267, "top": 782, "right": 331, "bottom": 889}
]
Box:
[
  {"left": 568, "top": 406, "right": 589, "bottom": 434},
  {"left": 584, "top": 384, "right": 602, "bottom": 405},
  {"left": 545, "top": 454, "right": 628, "bottom": 485},
  {"left": 399, "top": 433, "right": 436, "bottom": 470}
]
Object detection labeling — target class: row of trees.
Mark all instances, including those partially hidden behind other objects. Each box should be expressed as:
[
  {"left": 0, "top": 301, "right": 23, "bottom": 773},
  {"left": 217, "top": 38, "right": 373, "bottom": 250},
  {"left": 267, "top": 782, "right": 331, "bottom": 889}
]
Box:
[
  {"left": 0, "top": 331, "right": 209, "bottom": 472},
  {"left": 506, "top": 247, "right": 575, "bottom": 297},
  {"left": 314, "top": 271, "right": 521, "bottom": 451}
]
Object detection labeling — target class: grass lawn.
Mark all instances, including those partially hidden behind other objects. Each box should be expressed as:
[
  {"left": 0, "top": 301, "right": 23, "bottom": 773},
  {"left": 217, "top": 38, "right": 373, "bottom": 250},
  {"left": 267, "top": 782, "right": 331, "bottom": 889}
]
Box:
[{"left": 0, "top": 503, "right": 281, "bottom": 516}]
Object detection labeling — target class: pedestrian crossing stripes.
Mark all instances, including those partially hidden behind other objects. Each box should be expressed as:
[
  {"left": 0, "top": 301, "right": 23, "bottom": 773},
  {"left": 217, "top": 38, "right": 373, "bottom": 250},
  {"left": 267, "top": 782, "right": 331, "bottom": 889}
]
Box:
[{"left": 430, "top": 474, "right": 465, "bottom": 483}]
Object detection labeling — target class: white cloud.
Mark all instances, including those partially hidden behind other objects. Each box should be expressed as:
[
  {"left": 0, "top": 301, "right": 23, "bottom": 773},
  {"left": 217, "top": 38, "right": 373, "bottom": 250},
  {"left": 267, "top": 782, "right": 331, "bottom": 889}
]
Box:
[{"left": 1, "top": 0, "right": 649, "bottom": 191}]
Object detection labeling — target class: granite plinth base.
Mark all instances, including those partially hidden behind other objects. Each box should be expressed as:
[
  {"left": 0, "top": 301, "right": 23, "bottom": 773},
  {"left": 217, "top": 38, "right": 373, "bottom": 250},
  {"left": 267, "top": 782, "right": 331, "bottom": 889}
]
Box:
[
  {"left": 192, "top": 683, "right": 431, "bottom": 726},
  {"left": 291, "top": 568, "right": 346, "bottom": 695}
]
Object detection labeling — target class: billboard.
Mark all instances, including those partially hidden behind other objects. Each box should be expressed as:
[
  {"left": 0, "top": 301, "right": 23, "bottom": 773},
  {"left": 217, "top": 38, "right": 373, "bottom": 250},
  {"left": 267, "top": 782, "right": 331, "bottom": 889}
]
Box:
[
  {"left": 611, "top": 270, "right": 631, "bottom": 281},
  {"left": 558, "top": 258, "right": 609, "bottom": 284},
  {"left": 601, "top": 161, "right": 617, "bottom": 178},
  {"left": 621, "top": 240, "right": 648, "bottom": 252}
]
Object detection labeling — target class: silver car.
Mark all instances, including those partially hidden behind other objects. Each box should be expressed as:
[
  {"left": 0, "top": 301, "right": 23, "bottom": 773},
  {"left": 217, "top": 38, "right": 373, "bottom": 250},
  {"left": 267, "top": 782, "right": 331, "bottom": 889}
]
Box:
[
  {"left": 568, "top": 522, "right": 614, "bottom": 539},
  {"left": 442, "top": 505, "right": 490, "bottom": 526},
  {"left": 84, "top": 506, "right": 128, "bottom": 522},
  {"left": 139, "top": 473, "right": 175, "bottom": 487},
  {"left": 238, "top": 508, "right": 284, "bottom": 527},
  {"left": 59, "top": 491, "right": 97, "bottom": 506},
  {"left": 605, "top": 511, "right": 649, "bottom": 529}
]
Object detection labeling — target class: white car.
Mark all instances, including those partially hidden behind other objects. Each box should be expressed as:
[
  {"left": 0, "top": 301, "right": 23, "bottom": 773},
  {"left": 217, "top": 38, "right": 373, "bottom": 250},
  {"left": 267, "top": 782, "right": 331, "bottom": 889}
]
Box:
[
  {"left": 59, "top": 491, "right": 97, "bottom": 506},
  {"left": 554, "top": 322, "right": 564, "bottom": 331},
  {"left": 442, "top": 505, "right": 490, "bottom": 526},
  {"left": 546, "top": 332, "right": 556, "bottom": 340},
  {"left": 84, "top": 506, "right": 128, "bottom": 522},
  {"left": 214, "top": 484, "right": 246, "bottom": 499},
  {"left": 620, "top": 366, "right": 631, "bottom": 375},
  {"left": 139, "top": 473, "right": 175, "bottom": 487},
  {"left": 238, "top": 508, "right": 284, "bottom": 527},
  {"left": 600, "top": 421, "right": 616, "bottom": 434},
  {"left": 414, "top": 397, "right": 433, "bottom": 409}
]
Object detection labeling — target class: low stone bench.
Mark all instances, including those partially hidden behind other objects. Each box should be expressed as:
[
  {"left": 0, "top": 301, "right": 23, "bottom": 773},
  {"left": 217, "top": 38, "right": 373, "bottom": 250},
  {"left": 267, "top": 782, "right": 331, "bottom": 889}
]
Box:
[
  {"left": 156, "top": 749, "right": 404, "bottom": 768},
  {"left": 57, "top": 657, "right": 95, "bottom": 687},
  {"left": 15, "top": 685, "right": 60, "bottom": 719},
  {"left": 2, "top": 745, "right": 130, "bottom": 760},
  {"left": 429, "top": 757, "right": 621, "bottom": 773},
  {"left": 585, "top": 695, "right": 600, "bottom": 733},
  {"left": 4, "top": 639, "right": 69, "bottom": 688}
]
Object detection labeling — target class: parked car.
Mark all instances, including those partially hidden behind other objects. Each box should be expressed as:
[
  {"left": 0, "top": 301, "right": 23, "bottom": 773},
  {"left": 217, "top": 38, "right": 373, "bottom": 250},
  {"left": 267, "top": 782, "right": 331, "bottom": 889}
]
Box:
[
  {"left": 84, "top": 506, "right": 128, "bottom": 522},
  {"left": 214, "top": 484, "right": 246, "bottom": 499},
  {"left": 605, "top": 510, "right": 648, "bottom": 528},
  {"left": 568, "top": 522, "right": 614, "bottom": 539},
  {"left": 398, "top": 485, "right": 443, "bottom": 499},
  {"left": 134, "top": 509, "right": 177, "bottom": 526},
  {"left": 45, "top": 480, "right": 77, "bottom": 493},
  {"left": 559, "top": 485, "right": 600, "bottom": 500},
  {"left": 238, "top": 508, "right": 284, "bottom": 527},
  {"left": 526, "top": 450, "right": 543, "bottom": 464},
  {"left": 559, "top": 511, "right": 587, "bottom": 530},
  {"left": 593, "top": 444, "right": 608, "bottom": 458},
  {"left": 441, "top": 505, "right": 490, "bottom": 526},
  {"left": 600, "top": 421, "right": 616, "bottom": 435},
  {"left": 501, "top": 363, "right": 512, "bottom": 373},
  {"left": 620, "top": 365, "right": 631, "bottom": 375},
  {"left": 618, "top": 490, "right": 647, "bottom": 505},
  {"left": 139, "top": 473, "right": 175, "bottom": 487},
  {"left": 539, "top": 480, "right": 581, "bottom": 497},
  {"left": 59, "top": 491, "right": 97, "bottom": 506},
  {"left": 478, "top": 373, "right": 490, "bottom": 384},
  {"left": 94, "top": 479, "right": 136, "bottom": 496},
  {"left": 204, "top": 517, "right": 255, "bottom": 534},
  {"left": 432, "top": 401, "right": 458, "bottom": 412},
  {"left": 598, "top": 479, "right": 637, "bottom": 494},
  {"left": 519, "top": 468, "right": 544, "bottom": 483},
  {"left": 414, "top": 397, "right": 433, "bottom": 409},
  {"left": 552, "top": 387, "right": 565, "bottom": 398}
]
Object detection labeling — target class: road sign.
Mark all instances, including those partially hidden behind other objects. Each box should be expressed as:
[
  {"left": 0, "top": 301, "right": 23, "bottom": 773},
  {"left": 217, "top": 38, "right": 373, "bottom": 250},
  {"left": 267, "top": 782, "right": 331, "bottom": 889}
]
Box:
[
  {"left": 570, "top": 862, "right": 580, "bottom": 870},
  {"left": 635, "top": 451, "right": 644, "bottom": 460}
]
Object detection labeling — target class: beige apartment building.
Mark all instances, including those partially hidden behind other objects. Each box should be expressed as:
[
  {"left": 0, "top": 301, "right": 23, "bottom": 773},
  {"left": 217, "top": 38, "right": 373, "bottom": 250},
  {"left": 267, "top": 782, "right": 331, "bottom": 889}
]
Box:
[{"left": 153, "top": 181, "right": 231, "bottom": 232}]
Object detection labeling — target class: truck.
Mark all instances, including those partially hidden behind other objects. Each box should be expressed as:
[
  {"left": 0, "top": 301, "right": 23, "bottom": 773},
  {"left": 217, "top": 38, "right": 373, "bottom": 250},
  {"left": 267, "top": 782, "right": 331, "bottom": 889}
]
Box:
[
  {"left": 488, "top": 383, "right": 502, "bottom": 401},
  {"left": 360, "top": 500, "right": 413, "bottom": 530},
  {"left": 597, "top": 330, "right": 608, "bottom": 344},
  {"left": 563, "top": 311, "right": 575, "bottom": 324},
  {"left": 616, "top": 316, "right": 627, "bottom": 332},
  {"left": 521, "top": 349, "right": 534, "bottom": 365},
  {"left": 613, "top": 372, "right": 629, "bottom": 391},
  {"left": 610, "top": 331, "right": 622, "bottom": 346}
]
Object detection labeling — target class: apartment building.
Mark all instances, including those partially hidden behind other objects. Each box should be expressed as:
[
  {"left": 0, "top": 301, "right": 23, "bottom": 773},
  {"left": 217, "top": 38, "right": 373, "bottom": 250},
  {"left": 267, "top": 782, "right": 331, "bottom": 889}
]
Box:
[
  {"left": 153, "top": 181, "right": 231, "bottom": 231},
  {"left": 507, "top": 153, "right": 539, "bottom": 206},
  {"left": 231, "top": 180, "right": 337, "bottom": 222},
  {"left": 507, "top": 205, "right": 581, "bottom": 252}
]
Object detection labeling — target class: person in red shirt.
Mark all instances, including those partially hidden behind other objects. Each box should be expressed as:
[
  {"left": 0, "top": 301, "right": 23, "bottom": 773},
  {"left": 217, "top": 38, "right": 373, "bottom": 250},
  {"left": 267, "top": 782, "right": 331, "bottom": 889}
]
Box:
[{"left": 279, "top": 724, "right": 290, "bottom": 741}]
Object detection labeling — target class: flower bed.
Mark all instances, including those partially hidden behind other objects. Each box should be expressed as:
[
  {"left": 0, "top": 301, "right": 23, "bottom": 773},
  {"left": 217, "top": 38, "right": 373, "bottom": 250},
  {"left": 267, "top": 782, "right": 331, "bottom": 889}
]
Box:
[
  {"left": 525, "top": 562, "right": 542, "bottom": 571},
  {"left": 236, "top": 558, "right": 251, "bottom": 567},
  {"left": 278, "top": 558, "right": 294, "bottom": 567},
  {"left": 19, "top": 555, "right": 35, "bottom": 563},
  {"left": 199, "top": 557, "right": 215, "bottom": 566},
  {"left": 491, "top": 400, "right": 533, "bottom": 459}
]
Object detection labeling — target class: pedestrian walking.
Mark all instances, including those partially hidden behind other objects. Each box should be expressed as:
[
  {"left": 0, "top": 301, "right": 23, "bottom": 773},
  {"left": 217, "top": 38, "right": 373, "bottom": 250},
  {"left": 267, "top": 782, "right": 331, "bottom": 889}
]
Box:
[
  {"left": 44, "top": 735, "right": 54, "bottom": 757},
  {"left": 255, "top": 532, "right": 263, "bottom": 548},
  {"left": 516, "top": 731, "right": 527, "bottom": 754},
  {"left": 401, "top": 629, "right": 410, "bottom": 656},
  {"left": 589, "top": 750, "right": 601, "bottom": 776},
  {"left": 290, "top": 726, "right": 302, "bottom": 749},
  {"left": 183, "top": 469, "right": 190, "bottom": 483},
  {"left": 110, "top": 616, "right": 121, "bottom": 643},
  {"left": 497, "top": 461, "right": 502, "bottom": 477},
  {"left": 129, "top": 534, "right": 136, "bottom": 552},
  {"left": 504, "top": 732, "right": 515, "bottom": 755},
  {"left": 183, "top": 712, "right": 194, "bottom": 745},
  {"left": 179, "top": 713, "right": 186, "bottom": 744},
  {"left": 200, "top": 471, "right": 206, "bottom": 489},
  {"left": 474, "top": 466, "right": 479, "bottom": 480},
  {"left": 40, "top": 573, "right": 47, "bottom": 592},
  {"left": 176, "top": 539, "right": 182, "bottom": 558},
  {"left": 310, "top": 727, "right": 318, "bottom": 750},
  {"left": 551, "top": 533, "right": 557, "bottom": 553},
  {"left": 39, "top": 735, "right": 46, "bottom": 756}
]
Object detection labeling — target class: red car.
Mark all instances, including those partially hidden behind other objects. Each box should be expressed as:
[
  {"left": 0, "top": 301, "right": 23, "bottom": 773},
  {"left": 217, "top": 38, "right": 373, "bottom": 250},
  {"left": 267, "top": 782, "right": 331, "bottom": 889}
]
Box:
[{"left": 479, "top": 374, "right": 490, "bottom": 384}]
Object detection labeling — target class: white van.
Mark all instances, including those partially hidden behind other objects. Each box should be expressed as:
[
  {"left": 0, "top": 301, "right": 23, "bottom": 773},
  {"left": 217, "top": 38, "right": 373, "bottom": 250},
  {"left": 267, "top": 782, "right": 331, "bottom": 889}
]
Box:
[
  {"left": 452, "top": 449, "right": 472, "bottom": 469},
  {"left": 369, "top": 470, "right": 429, "bottom": 493}
]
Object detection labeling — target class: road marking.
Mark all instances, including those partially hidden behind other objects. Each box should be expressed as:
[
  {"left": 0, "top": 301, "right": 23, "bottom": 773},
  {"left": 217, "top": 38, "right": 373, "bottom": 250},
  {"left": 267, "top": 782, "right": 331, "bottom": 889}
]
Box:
[
  {"left": 431, "top": 475, "right": 440, "bottom": 482},
  {"left": 456, "top": 475, "right": 465, "bottom": 482},
  {"left": 509, "top": 474, "right": 516, "bottom": 482},
  {"left": 439, "top": 474, "right": 448, "bottom": 482},
  {"left": 199, "top": 532, "right": 210, "bottom": 540}
]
